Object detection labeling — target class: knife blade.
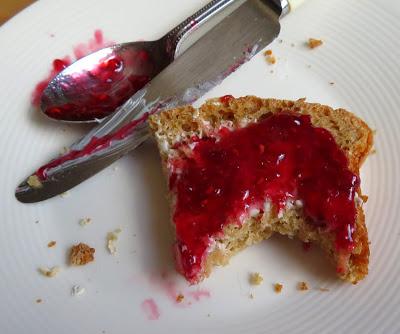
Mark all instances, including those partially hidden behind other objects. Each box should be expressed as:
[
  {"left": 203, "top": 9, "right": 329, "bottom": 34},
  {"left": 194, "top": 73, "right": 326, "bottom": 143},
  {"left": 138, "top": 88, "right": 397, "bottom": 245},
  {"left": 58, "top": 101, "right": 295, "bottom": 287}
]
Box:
[{"left": 16, "top": 0, "right": 286, "bottom": 203}]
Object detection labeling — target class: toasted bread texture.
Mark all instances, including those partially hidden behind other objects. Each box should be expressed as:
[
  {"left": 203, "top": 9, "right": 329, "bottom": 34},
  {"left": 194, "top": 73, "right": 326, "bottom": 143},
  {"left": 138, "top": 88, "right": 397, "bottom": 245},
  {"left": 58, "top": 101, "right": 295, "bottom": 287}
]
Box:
[{"left": 149, "top": 96, "right": 373, "bottom": 284}]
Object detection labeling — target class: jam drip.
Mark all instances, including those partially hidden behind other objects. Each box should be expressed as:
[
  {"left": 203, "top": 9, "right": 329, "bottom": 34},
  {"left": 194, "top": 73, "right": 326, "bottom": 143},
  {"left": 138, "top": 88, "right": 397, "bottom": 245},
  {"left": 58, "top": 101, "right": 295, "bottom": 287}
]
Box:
[
  {"left": 35, "top": 112, "right": 149, "bottom": 179},
  {"left": 169, "top": 113, "right": 359, "bottom": 282}
]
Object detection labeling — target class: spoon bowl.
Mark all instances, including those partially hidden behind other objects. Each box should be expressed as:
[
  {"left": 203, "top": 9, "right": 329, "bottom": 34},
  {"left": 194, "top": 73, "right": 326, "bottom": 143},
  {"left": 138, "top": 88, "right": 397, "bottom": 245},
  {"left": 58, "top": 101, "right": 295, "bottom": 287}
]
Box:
[
  {"left": 40, "top": 0, "right": 236, "bottom": 123},
  {"left": 41, "top": 41, "right": 171, "bottom": 122}
]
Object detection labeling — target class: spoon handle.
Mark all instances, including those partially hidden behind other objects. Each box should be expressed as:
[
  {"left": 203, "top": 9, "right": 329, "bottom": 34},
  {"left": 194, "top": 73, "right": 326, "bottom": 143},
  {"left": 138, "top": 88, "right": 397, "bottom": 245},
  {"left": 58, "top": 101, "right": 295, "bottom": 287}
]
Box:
[{"left": 163, "top": 0, "right": 236, "bottom": 58}]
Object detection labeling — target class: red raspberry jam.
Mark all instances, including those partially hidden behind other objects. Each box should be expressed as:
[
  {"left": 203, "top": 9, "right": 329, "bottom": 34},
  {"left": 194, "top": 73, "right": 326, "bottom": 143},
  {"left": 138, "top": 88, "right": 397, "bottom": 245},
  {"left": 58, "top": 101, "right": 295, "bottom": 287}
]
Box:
[
  {"left": 219, "top": 95, "right": 234, "bottom": 105},
  {"left": 169, "top": 112, "right": 359, "bottom": 283},
  {"left": 31, "top": 30, "right": 110, "bottom": 112},
  {"left": 41, "top": 52, "right": 151, "bottom": 122},
  {"left": 31, "top": 30, "right": 152, "bottom": 122},
  {"left": 35, "top": 112, "right": 150, "bottom": 179},
  {"left": 31, "top": 57, "right": 72, "bottom": 107}
]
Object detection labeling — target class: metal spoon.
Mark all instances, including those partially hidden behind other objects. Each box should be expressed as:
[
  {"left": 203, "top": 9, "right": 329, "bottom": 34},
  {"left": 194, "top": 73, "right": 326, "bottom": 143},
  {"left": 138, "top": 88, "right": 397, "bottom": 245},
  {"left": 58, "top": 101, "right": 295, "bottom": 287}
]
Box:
[{"left": 41, "top": 0, "right": 236, "bottom": 123}]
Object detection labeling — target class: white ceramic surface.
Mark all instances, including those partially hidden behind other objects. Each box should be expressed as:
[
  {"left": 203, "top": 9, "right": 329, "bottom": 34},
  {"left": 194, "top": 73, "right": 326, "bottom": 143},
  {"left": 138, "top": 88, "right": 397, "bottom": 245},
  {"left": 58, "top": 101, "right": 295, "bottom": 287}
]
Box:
[{"left": 0, "top": 0, "right": 399, "bottom": 333}]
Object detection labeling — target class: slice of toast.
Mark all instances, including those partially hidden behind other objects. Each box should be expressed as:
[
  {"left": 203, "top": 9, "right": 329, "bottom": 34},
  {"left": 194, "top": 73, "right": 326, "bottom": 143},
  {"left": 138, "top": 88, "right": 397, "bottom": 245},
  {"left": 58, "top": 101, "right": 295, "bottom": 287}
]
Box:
[{"left": 149, "top": 96, "right": 373, "bottom": 284}]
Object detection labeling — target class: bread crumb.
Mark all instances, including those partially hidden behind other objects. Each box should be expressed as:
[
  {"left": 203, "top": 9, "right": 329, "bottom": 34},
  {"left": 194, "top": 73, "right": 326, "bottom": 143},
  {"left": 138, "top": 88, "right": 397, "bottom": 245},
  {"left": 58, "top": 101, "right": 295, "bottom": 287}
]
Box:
[
  {"left": 60, "top": 191, "right": 70, "bottom": 198},
  {"left": 319, "top": 287, "right": 330, "bottom": 292},
  {"left": 298, "top": 281, "right": 309, "bottom": 291},
  {"left": 176, "top": 294, "right": 184, "bottom": 303},
  {"left": 249, "top": 272, "right": 264, "bottom": 285},
  {"left": 60, "top": 146, "right": 70, "bottom": 155},
  {"left": 39, "top": 266, "right": 60, "bottom": 278},
  {"left": 79, "top": 217, "right": 92, "bottom": 227},
  {"left": 266, "top": 55, "right": 276, "bottom": 64},
  {"left": 70, "top": 243, "right": 95, "bottom": 265},
  {"left": 308, "top": 38, "right": 323, "bottom": 49},
  {"left": 263, "top": 49, "right": 276, "bottom": 64},
  {"left": 36, "top": 298, "right": 42, "bottom": 303},
  {"left": 329, "top": 82, "right": 335, "bottom": 85},
  {"left": 47, "top": 241, "right": 56, "bottom": 248},
  {"left": 107, "top": 229, "right": 122, "bottom": 255},
  {"left": 71, "top": 285, "right": 86, "bottom": 296},
  {"left": 27, "top": 175, "right": 42, "bottom": 189},
  {"left": 274, "top": 283, "right": 283, "bottom": 293}
]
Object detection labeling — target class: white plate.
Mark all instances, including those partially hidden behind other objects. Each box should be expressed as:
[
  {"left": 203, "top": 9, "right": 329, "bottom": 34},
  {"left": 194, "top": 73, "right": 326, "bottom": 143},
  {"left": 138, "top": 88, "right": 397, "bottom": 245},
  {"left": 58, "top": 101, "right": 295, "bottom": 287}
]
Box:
[{"left": 1, "top": 0, "right": 399, "bottom": 333}]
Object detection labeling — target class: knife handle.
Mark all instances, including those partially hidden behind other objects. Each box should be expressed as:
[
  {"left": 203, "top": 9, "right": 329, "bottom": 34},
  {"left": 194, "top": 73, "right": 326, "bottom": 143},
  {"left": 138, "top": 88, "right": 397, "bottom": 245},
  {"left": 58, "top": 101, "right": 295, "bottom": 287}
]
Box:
[
  {"left": 288, "top": 0, "right": 305, "bottom": 11},
  {"left": 272, "top": 0, "right": 304, "bottom": 17}
]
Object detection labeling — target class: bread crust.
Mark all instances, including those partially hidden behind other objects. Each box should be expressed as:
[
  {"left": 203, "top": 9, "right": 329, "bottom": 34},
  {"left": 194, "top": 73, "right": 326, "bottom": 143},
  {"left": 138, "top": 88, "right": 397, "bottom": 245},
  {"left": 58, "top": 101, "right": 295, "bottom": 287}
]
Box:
[{"left": 149, "top": 96, "right": 373, "bottom": 284}]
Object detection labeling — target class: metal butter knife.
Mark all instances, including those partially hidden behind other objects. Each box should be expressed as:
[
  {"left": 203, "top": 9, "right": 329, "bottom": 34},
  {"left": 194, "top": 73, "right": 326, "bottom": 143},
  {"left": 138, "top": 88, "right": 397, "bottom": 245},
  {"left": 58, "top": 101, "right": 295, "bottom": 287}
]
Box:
[{"left": 16, "top": 0, "right": 303, "bottom": 203}]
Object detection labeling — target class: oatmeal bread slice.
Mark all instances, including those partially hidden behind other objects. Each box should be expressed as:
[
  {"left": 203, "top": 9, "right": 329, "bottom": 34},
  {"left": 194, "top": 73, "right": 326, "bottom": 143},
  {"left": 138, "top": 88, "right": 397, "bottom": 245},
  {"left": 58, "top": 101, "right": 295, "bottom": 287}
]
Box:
[{"left": 149, "top": 96, "right": 373, "bottom": 284}]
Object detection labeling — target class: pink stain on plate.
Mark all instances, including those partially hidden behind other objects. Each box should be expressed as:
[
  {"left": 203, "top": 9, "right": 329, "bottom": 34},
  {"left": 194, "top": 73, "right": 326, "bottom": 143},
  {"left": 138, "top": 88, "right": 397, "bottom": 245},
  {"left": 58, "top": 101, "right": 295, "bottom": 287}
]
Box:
[
  {"left": 165, "top": 279, "right": 180, "bottom": 303},
  {"left": 141, "top": 298, "right": 160, "bottom": 320},
  {"left": 149, "top": 271, "right": 180, "bottom": 304},
  {"left": 73, "top": 29, "right": 112, "bottom": 59},
  {"left": 148, "top": 271, "right": 211, "bottom": 306},
  {"left": 188, "top": 290, "right": 211, "bottom": 301},
  {"left": 31, "top": 29, "right": 114, "bottom": 107}
]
